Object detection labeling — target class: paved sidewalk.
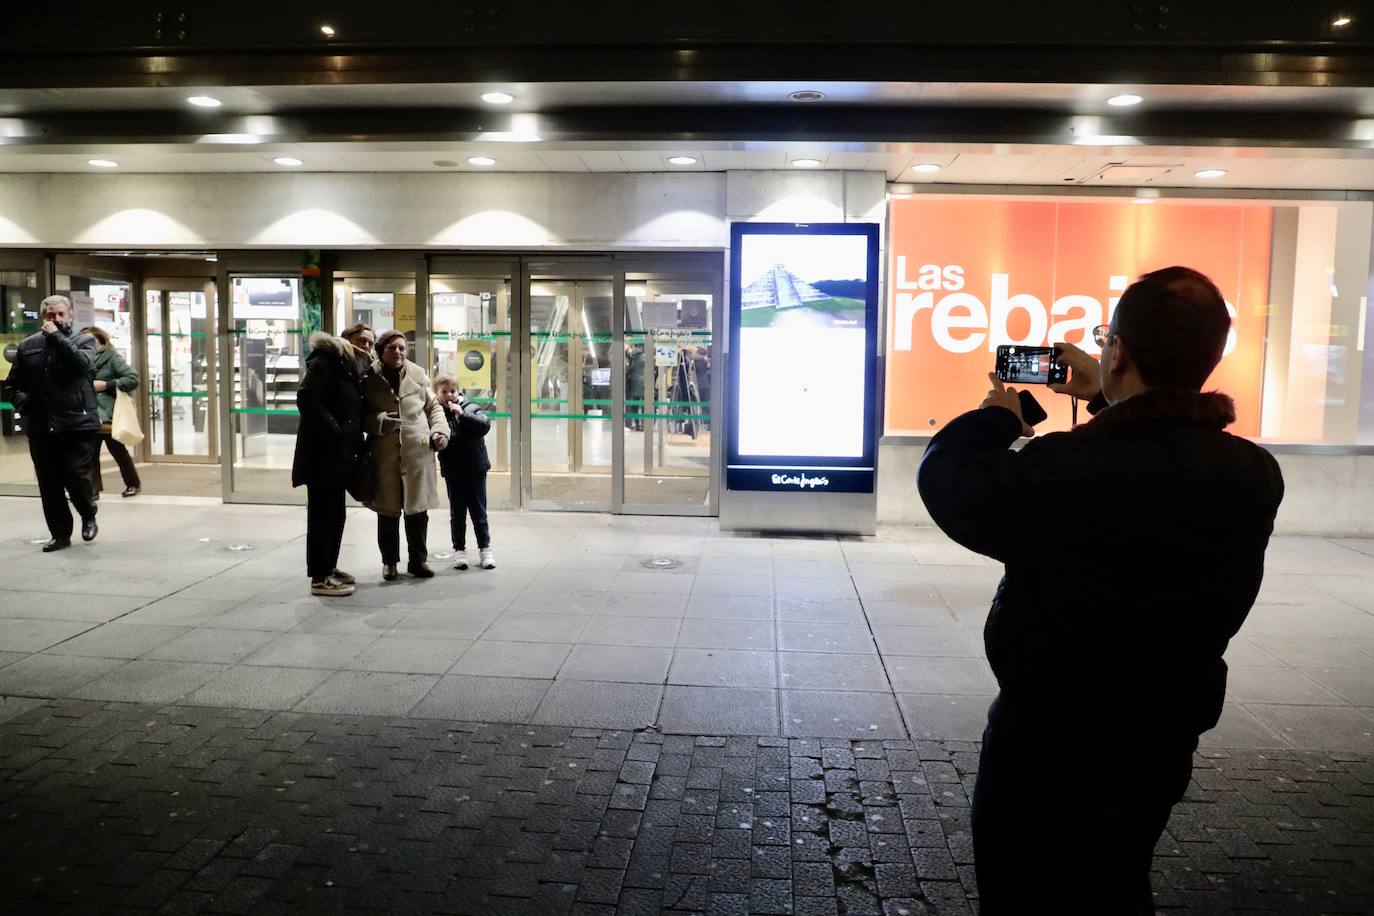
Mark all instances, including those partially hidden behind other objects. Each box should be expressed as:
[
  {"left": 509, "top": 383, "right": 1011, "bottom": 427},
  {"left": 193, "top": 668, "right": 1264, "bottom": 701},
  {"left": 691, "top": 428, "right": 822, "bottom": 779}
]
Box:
[
  {"left": 1, "top": 700, "right": 1371, "bottom": 915},
  {"left": 1, "top": 498, "right": 1372, "bottom": 752}
]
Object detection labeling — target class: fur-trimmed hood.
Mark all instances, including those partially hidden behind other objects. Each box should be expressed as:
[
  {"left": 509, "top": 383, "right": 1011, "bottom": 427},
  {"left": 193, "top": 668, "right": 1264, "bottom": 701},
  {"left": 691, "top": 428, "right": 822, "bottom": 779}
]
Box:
[
  {"left": 1080, "top": 388, "right": 1235, "bottom": 434},
  {"left": 308, "top": 331, "right": 351, "bottom": 357}
]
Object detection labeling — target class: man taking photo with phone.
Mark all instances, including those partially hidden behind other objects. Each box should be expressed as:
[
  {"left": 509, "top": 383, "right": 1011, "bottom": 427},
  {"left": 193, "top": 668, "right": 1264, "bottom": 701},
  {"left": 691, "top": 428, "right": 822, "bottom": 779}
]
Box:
[{"left": 917, "top": 266, "right": 1284, "bottom": 915}]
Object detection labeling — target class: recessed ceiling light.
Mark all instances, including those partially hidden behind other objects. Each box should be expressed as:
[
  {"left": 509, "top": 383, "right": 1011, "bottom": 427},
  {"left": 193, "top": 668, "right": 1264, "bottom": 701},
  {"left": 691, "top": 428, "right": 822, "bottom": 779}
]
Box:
[
  {"left": 467, "top": 156, "right": 497, "bottom": 166},
  {"left": 791, "top": 158, "right": 822, "bottom": 168},
  {"left": 481, "top": 92, "right": 514, "bottom": 105},
  {"left": 273, "top": 157, "right": 303, "bottom": 167},
  {"left": 320, "top": 25, "right": 336, "bottom": 36},
  {"left": 1194, "top": 168, "right": 1227, "bottom": 179},
  {"left": 1333, "top": 15, "right": 1352, "bottom": 27},
  {"left": 1132, "top": 197, "right": 1155, "bottom": 204},
  {"left": 187, "top": 96, "right": 221, "bottom": 108},
  {"left": 911, "top": 163, "right": 941, "bottom": 174},
  {"left": 788, "top": 90, "right": 826, "bottom": 102},
  {"left": 87, "top": 159, "right": 118, "bottom": 168},
  {"left": 1107, "top": 93, "right": 1143, "bottom": 107},
  {"left": 667, "top": 156, "right": 697, "bottom": 165}
]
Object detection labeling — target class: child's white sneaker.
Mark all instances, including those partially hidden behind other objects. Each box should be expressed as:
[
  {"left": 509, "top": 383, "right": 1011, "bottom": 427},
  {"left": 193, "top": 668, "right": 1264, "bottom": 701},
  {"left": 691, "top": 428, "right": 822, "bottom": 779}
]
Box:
[
  {"left": 453, "top": 550, "right": 470, "bottom": 570},
  {"left": 479, "top": 547, "right": 495, "bottom": 569}
]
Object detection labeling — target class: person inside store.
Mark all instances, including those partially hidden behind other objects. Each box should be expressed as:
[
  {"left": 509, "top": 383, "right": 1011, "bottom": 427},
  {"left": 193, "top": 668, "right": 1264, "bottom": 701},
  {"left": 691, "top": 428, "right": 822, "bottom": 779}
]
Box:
[
  {"left": 916, "top": 266, "right": 1285, "bottom": 915},
  {"left": 291, "top": 321, "right": 375, "bottom": 597},
  {"left": 364, "top": 329, "right": 448, "bottom": 580},
  {"left": 432, "top": 374, "right": 495, "bottom": 571},
  {"left": 3, "top": 295, "right": 102, "bottom": 551},
  {"left": 80, "top": 326, "right": 142, "bottom": 499}
]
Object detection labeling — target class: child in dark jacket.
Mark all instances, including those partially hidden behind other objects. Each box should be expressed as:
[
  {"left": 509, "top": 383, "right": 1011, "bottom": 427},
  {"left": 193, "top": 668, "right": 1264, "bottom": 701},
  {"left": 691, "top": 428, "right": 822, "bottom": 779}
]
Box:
[{"left": 434, "top": 375, "right": 494, "bottom": 569}]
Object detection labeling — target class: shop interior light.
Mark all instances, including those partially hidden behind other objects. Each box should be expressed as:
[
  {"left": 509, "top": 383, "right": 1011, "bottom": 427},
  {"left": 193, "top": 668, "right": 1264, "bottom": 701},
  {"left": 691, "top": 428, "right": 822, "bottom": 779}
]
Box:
[
  {"left": 481, "top": 92, "right": 515, "bottom": 105},
  {"left": 791, "top": 158, "right": 823, "bottom": 168},
  {"left": 187, "top": 96, "right": 222, "bottom": 108},
  {"left": 87, "top": 159, "right": 118, "bottom": 168},
  {"left": 467, "top": 156, "right": 497, "bottom": 166},
  {"left": 1194, "top": 168, "right": 1227, "bottom": 178},
  {"left": 1107, "top": 93, "right": 1143, "bottom": 107},
  {"left": 320, "top": 25, "right": 336, "bottom": 36},
  {"left": 1333, "top": 15, "right": 1352, "bottom": 27},
  {"left": 788, "top": 90, "right": 826, "bottom": 102},
  {"left": 273, "top": 157, "right": 303, "bottom": 166},
  {"left": 1132, "top": 197, "right": 1155, "bottom": 204},
  {"left": 911, "top": 163, "right": 942, "bottom": 173},
  {"left": 667, "top": 156, "right": 697, "bottom": 165}
]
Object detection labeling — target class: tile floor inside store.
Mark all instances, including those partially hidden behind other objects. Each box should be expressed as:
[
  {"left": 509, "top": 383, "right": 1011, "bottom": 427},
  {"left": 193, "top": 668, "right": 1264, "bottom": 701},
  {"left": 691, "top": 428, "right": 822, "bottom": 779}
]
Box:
[{"left": 0, "top": 497, "right": 1371, "bottom": 753}]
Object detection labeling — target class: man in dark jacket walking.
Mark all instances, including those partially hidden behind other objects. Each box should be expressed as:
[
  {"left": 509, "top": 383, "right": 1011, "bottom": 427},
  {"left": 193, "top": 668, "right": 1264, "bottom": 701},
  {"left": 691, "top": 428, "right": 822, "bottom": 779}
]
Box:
[
  {"left": 4, "top": 295, "right": 102, "bottom": 551},
  {"left": 917, "top": 267, "right": 1284, "bottom": 915},
  {"left": 292, "top": 323, "right": 373, "bottom": 596}
]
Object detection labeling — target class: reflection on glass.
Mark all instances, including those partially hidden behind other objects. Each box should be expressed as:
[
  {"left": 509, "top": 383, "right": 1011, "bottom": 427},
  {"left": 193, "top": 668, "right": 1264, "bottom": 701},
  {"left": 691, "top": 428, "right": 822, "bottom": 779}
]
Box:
[
  {"left": 623, "top": 279, "right": 713, "bottom": 506},
  {"left": 147, "top": 290, "right": 213, "bottom": 458},
  {"left": 432, "top": 277, "right": 514, "bottom": 508},
  {"left": 0, "top": 268, "right": 40, "bottom": 486},
  {"left": 230, "top": 276, "right": 302, "bottom": 494},
  {"left": 530, "top": 280, "right": 613, "bottom": 508}
]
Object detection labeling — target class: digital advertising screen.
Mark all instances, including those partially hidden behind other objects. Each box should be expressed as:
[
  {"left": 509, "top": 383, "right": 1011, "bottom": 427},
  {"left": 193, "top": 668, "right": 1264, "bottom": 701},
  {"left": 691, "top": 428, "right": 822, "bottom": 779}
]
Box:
[{"left": 727, "top": 222, "right": 879, "bottom": 493}]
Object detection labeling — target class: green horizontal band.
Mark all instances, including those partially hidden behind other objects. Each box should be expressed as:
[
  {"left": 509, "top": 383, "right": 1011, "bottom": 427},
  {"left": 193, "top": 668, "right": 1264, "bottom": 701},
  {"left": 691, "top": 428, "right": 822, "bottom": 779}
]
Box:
[
  {"left": 431, "top": 331, "right": 511, "bottom": 340},
  {"left": 229, "top": 328, "right": 303, "bottom": 334},
  {"left": 626, "top": 413, "right": 711, "bottom": 421},
  {"left": 146, "top": 332, "right": 209, "bottom": 339},
  {"left": 232, "top": 407, "right": 299, "bottom": 416},
  {"left": 531, "top": 413, "right": 611, "bottom": 420},
  {"left": 532, "top": 333, "right": 614, "bottom": 343},
  {"left": 487, "top": 412, "right": 512, "bottom": 419},
  {"left": 149, "top": 391, "right": 209, "bottom": 398},
  {"left": 626, "top": 332, "right": 712, "bottom": 342},
  {"left": 0, "top": 401, "right": 12, "bottom": 411},
  {"left": 465, "top": 397, "right": 497, "bottom": 404}
]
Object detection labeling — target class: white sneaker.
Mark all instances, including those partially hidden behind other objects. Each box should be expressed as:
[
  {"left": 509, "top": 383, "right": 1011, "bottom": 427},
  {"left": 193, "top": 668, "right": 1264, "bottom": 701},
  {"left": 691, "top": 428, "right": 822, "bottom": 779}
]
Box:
[
  {"left": 479, "top": 548, "right": 495, "bottom": 569},
  {"left": 453, "top": 550, "right": 470, "bottom": 570}
]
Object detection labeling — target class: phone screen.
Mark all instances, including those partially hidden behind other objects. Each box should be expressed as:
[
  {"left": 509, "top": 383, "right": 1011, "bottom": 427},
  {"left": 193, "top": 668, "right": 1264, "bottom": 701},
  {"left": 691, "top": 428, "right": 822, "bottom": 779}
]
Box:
[{"left": 995, "top": 345, "right": 1068, "bottom": 385}]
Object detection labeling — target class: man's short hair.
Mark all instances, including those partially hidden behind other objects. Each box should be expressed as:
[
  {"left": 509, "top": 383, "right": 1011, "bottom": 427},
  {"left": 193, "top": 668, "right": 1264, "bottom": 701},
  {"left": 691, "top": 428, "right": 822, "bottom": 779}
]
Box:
[
  {"left": 341, "top": 321, "right": 373, "bottom": 342},
  {"left": 39, "top": 295, "right": 72, "bottom": 317},
  {"left": 1114, "top": 266, "right": 1230, "bottom": 390}
]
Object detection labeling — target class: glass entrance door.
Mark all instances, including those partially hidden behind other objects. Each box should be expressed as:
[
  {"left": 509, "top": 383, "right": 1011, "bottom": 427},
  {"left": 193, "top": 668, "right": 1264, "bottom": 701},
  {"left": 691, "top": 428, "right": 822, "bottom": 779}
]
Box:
[
  {"left": 620, "top": 275, "right": 718, "bottom": 511},
  {"left": 526, "top": 276, "right": 615, "bottom": 510},
  {"left": 144, "top": 284, "right": 218, "bottom": 462}
]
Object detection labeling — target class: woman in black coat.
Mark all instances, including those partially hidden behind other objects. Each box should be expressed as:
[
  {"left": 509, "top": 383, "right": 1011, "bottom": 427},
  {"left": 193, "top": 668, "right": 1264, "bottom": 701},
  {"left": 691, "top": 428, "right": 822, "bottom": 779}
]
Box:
[{"left": 292, "top": 323, "right": 374, "bottom": 596}]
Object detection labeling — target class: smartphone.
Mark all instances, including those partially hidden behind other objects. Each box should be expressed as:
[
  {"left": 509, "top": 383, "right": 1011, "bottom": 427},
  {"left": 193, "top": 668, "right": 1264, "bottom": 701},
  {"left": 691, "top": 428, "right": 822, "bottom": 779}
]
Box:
[
  {"left": 995, "top": 345, "right": 1068, "bottom": 386},
  {"left": 1017, "top": 389, "right": 1048, "bottom": 427}
]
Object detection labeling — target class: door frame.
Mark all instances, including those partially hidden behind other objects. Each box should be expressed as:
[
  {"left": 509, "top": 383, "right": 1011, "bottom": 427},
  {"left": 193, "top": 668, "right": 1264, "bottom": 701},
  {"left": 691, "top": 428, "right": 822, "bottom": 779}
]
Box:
[
  {"left": 140, "top": 275, "right": 220, "bottom": 465},
  {"left": 0, "top": 249, "right": 51, "bottom": 498}
]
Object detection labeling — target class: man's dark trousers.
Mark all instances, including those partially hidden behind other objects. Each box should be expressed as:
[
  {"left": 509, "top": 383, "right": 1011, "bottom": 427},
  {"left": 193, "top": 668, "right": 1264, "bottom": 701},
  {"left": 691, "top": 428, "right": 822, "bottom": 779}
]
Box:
[
  {"left": 29, "top": 432, "right": 99, "bottom": 540},
  {"left": 971, "top": 696, "right": 1195, "bottom": 915},
  {"left": 305, "top": 482, "right": 347, "bottom": 580},
  {"left": 445, "top": 473, "right": 489, "bottom": 550}
]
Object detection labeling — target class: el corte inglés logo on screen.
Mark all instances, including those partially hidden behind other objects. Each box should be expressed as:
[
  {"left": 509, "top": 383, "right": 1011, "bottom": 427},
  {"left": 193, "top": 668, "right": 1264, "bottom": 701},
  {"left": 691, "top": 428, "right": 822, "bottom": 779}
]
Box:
[{"left": 771, "top": 473, "right": 831, "bottom": 489}]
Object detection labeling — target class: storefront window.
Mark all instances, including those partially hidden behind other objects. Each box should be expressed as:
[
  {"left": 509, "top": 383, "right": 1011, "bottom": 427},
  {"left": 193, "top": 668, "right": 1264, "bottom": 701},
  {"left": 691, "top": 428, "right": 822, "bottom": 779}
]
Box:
[
  {"left": 0, "top": 268, "right": 40, "bottom": 488},
  {"left": 884, "top": 194, "right": 1374, "bottom": 445}
]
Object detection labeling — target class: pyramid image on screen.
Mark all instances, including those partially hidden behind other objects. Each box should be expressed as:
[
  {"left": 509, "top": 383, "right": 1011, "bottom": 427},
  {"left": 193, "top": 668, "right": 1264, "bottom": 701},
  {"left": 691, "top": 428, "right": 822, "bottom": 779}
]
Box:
[{"left": 741, "top": 264, "right": 830, "bottom": 310}]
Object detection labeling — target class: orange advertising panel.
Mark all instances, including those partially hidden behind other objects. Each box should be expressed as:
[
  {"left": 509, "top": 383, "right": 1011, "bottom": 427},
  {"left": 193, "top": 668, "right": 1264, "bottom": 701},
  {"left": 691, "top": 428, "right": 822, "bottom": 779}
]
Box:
[{"left": 885, "top": 197, "right": 1272, "bottom": 437}]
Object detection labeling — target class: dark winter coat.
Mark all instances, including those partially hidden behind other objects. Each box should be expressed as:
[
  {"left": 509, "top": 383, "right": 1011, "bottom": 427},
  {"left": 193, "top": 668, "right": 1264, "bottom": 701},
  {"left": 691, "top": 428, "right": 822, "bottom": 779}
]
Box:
[
  {"left": 3, "top": 326, "right": 101, "bottom": 436},
  {"left": 438, "top": 395, "right": 492, "bottom": 477},
  {"left": 917, "top": 388, "right": 1284, "bottom": 743},
  {"left": 291, "top": 332, "right": 367, "bottom": 489},
  {"left": 89, "top": 345, "right": 139, "bottom": 423}
]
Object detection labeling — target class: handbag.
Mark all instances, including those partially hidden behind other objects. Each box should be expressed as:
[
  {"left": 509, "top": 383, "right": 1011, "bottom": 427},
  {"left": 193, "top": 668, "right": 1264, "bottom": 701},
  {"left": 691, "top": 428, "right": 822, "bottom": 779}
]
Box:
[
  {"left": 346, "top": 439, "right": 375, "bottom": 503},
  {"left": 111, "top": 389, "right": 145, "bottom": 447}
]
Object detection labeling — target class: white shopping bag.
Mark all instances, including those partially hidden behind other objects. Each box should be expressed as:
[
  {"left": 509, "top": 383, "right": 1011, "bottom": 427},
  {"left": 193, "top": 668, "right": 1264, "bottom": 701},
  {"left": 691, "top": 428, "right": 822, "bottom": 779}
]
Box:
[{"left": 112, "top": 388, "right": 145, "bottom": 448}]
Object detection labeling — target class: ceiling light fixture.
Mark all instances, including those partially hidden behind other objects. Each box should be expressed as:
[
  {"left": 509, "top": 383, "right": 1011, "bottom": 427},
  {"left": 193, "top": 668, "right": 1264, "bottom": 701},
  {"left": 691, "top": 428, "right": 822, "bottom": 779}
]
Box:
[
  {"left": 187, "top": 96, "right": 222, "bottom": 108},
  {"left": 791, "top": 158, "right": 822, "bottom": 168},
  {"left": 467, "top": 156, "right": 497, "bottom": 166},
  {"left": 667, "top": 156, "right": 697, "bottom": 165},
  {"left": 911, "top": 163, "right": 942, "bottom": 173},
  {"left": 788, "top": 90, "right": 826, "bottom": 102},
  {"left": 1132, "top": 197, "right": 1155, "bottom": 204},
  {"left": 481, "top": 92, "right": 514, "bottom": 105},
  {"left": 320, "top": 25, "right": 336, "bottom": 36},
  {"left": 1194, "top": 168, "right": 1227, "bottom": 179},
  {"left": 1107, "top": 93, "right": 1143, "bottom": 107},
  {"left": 87, "top": 159, "right": 118, "bottom": 168},
  {"left": 1333, "top": 15, "right": 1352, "bottom": 27},
  {"left": 273, "top": 157, "right": 303, "bottom": 167}
]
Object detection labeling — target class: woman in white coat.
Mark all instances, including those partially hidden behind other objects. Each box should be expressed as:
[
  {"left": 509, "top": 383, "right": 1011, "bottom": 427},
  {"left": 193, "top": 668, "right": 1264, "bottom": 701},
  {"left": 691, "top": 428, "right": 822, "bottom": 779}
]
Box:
[{"left": 364, "top": 330, "right": 448, "bottom": 580}]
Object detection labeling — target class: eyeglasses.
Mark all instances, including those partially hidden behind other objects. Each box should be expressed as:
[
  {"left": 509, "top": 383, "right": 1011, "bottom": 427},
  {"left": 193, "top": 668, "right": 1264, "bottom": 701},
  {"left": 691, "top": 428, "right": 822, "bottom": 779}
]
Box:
[{"left": 1092, "top": 325, "right": 1115, "bottom": 348}]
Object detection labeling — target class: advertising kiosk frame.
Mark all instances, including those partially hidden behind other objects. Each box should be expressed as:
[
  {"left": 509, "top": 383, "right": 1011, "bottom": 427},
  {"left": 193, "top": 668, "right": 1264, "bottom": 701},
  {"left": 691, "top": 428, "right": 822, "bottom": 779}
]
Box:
[{"left": 720, "top": 221, "right": 880, "bottom": 535}]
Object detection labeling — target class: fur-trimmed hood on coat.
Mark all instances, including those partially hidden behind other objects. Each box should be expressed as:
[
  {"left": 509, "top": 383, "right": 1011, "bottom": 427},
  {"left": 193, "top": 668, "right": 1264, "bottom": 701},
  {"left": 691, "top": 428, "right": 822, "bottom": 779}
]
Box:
[
  {"left": 308, "top": 331, "right": 351, "bottom": 358},
  {"left": 1080, "top": 388, "right": 1236, "bottom": 434}
]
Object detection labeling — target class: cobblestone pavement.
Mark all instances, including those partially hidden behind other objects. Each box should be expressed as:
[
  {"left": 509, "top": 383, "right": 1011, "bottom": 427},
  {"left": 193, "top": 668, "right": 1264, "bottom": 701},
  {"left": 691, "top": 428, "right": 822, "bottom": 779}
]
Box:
[{"left": 1, "top": 700, "right": 1371, "bottom": 916}]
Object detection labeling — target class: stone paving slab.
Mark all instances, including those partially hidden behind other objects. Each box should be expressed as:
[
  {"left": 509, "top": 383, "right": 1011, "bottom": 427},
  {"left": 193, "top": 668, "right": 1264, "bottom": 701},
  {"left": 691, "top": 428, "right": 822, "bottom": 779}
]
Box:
[{"left": 0, "top": 700, "right": 1370, "bottom": 915}]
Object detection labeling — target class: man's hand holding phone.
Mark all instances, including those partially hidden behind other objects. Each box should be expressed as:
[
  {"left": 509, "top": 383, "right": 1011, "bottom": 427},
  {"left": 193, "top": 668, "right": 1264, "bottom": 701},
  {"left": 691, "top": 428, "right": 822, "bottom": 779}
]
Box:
[
  {"left": 1048, "top": 342, "right": 1101, "bottom": 401},
  {"left": 981, "top": 372, "right": 1034, "bottom": 438}
]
